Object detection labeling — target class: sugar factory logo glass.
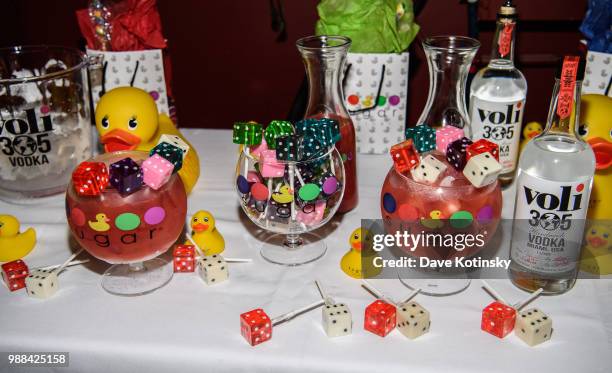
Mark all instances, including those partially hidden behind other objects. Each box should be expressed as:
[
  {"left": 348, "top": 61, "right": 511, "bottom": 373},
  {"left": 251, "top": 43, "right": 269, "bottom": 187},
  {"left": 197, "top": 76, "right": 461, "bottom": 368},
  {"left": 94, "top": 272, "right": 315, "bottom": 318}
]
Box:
[{"left": 0, "top": 108, "right": 53, "bottom": 167}]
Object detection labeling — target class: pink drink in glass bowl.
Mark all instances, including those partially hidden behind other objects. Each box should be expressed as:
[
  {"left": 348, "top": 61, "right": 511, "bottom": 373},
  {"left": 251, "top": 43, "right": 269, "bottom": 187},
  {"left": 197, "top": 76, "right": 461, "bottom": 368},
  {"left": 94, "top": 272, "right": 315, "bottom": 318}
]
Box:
[
  {"left": 66, "top": 151, "right": 187, "bottom": 264},
  {"left": 380, "top": 151, "right": 502, "bottom": 260}
]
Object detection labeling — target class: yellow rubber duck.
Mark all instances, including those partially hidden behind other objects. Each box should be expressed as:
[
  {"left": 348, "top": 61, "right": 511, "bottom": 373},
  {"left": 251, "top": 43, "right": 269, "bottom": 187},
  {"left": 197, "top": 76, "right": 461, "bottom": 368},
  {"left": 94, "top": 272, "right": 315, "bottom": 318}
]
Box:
[
  {"left": 95, "top": 87, "right": 200, "bottom": 193},
  {"left": 0, "top": 215, "right": 36, "bottom": 262},
  {"left": 271, "top": 185, "right": 294, "bottom": 204},
  {"left": 186, "top": 210, "right": 225, "bottom": 255},
  {"left": 518, "top": 121, "right": 543, "bottom": 154},
  {"left": 579, "top": 222, "right": 612, "bottom": 275},
  {"left": 88, "top": 213, "right": 110, "bottom": 232},
  {"left": 340, "top": 228, "right": 382, "bottom": 279},
  {"left": 421, "top": 210, "right": 444, "bottom": 229}
]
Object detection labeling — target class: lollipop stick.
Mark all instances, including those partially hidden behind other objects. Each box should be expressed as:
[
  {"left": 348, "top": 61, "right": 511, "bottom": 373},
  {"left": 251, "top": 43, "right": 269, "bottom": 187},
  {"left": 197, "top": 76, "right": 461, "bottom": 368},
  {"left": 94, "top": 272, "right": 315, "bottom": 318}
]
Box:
[
  {"left": 185, "top": 233, "right": 206, "bottom": 257},
  {"left": 361, "top": 280, "right": 395, "bottom": 304},
  {"left": 329, "top": 152, "right": 336, "bottom": 176},
  {"left": 481, "top": 280, "right": 508, "bottom": 305},
  {"left": 271, "top": 300, "right": 325, "bottom": 326},
  {"left": 514, "top": 288, "right": 544, "bottom": 311},
  {"left": 36, "top": 259, "right": 90, "bottom": 272},
  {"left": 315, "top": 280, "right": 334, "bottom": 305},
  {"left": 289, "top": 164, "right": 296, "bottom": 220},
  {"left": 401, "top": 288, "right": 421, "bottom": 304},
  {"left": 294, "top": 167, "right": 305, "bottom": 186},
  {"left": 243, "top": 146, "right": 250, "bottom": 177},
  {"left": 224, "top": 258, "right": 253, "bottom": 263},
  {"left": 53, "top": 248, "right": 84, "bottom": 274}
]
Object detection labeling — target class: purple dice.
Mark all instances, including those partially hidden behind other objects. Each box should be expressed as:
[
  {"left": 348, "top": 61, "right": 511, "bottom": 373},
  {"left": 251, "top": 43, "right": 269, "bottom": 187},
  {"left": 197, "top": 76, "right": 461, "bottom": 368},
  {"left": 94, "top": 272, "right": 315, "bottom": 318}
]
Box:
[
  {"left": 109, "top": 157, "right": 144, "bottom": 196},
  {"left": 446, "top": 137, "right": 473, "bottom": 171}
]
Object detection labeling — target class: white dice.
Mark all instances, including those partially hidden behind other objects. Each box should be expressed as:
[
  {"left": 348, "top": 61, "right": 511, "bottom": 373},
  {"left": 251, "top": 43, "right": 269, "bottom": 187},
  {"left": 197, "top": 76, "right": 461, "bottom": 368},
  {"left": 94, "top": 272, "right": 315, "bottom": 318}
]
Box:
[
  {"left": 410, "top": 155, "right": 447, "bottom": 183},
  {"left": 396, "top": 301, "right": 430, "bottom": 339},
  {"left": 158, "top": 134, "right": 190, "bottom": 158},
  {"left": 515, "top": 308, "right": 552, "bottom": 346},
  {"left": 322, "top": 303, "right": 352, "bottom": 338},
  {"left": 462, "top": 153, "right": 502, "bottom": 187},
  {"left": 197, "top": 254, "right": 228, "bottom": 285},
  {"left": 25, "top": 269, "right": 58, "bottom": 299}
]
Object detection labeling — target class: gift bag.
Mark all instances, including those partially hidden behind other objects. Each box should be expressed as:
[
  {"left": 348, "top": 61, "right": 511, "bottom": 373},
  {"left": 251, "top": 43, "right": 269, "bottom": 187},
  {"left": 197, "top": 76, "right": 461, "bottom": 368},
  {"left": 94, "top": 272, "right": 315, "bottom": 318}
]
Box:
[
  {"left": 583, "top": 51, "right": 612, "bottom": 97},
  {"left": 87, "top": 49, "right": 171, "bottom": 117},
  {"left": 344, "top": 52, "right": 409, "bottom": 154}
]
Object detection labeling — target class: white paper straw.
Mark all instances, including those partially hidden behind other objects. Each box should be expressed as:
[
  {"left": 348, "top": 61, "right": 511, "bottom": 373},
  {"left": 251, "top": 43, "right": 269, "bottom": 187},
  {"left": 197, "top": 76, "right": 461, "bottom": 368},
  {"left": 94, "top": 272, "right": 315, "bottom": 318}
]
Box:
[
  {"left": 243, "top": 147, "right": 250, "bottom": 177},
  {"left": 481, "top": 280, "right": 508, "bottom": 305},
  {"left": 289, "top": 164, "right": 296, "bottom": 220}
]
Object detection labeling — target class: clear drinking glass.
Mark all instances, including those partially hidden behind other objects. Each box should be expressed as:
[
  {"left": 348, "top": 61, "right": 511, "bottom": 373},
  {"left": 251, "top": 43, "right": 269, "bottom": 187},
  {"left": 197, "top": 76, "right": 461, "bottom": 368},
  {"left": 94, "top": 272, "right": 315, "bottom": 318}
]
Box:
[
  {"left": 236, "top": 146, "right": 345, "bottom": 266},
  {"left": 417, "top": 36, "right": 480, "bottom": 136},
  {"left": 0, "top": 46, "right": 93, "bottom": 201}
]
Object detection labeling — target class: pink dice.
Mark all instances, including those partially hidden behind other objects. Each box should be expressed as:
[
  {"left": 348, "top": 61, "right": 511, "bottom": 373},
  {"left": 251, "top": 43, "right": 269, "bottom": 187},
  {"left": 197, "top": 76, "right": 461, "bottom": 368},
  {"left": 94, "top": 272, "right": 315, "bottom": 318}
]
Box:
[
  {"left": 260, "top": 150, "right": 285, "bottom": 178},
  {"left": 436, "top": 126, "right": 465, "bottom": 154},
  {"left": 142, "top": 154, "right": 174, "bottom": 190},
  {"left": 481, "top": 301, "right": 516, "bottom": 338},
  {"left": 296, "top": 200, "right": 326, "bottom": 226},
  {"left": 250, "top": 138, "right": 269, "bottom": 159},
  {"left": 240, "top": 308, "right": 272, "bottom": 346}
]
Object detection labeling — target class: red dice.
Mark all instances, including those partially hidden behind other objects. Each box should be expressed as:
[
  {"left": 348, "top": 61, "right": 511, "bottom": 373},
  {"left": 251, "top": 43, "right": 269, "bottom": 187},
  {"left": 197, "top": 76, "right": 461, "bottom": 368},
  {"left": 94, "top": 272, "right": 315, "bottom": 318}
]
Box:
[
  {"left": 390, "top": 140, "right": 420, "bottom": 174},
  {"left": 364, "top": 300, "right": 397, "bottom": 337},
  {"left": 240, "top": 308, "right": 272, "bottom": 346},
  {"left": 72, "top": 161, "right": 110, "bottom": 196},
  {"left": 1, "top": 260, "right": 29, "bottom": 292},
  {"left": 481, "top": 301, "right": 516, "bottom": 338},
  {"left": 466, "top": 139, "right": 500, "bottom": 162},
  {"left": 173, "top": 244, "right": 196, "bottom": 273}
]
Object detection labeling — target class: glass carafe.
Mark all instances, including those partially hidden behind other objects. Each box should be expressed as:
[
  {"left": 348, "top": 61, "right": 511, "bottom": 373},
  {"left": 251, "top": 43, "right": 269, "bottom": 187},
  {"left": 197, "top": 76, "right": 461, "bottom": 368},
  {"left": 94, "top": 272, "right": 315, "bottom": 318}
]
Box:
[
  {"left": 297, "top": 36, "right": 358, "bottom": 213},
  {"left": 416, "top": 36, "right": 480, "bottom": 137}
]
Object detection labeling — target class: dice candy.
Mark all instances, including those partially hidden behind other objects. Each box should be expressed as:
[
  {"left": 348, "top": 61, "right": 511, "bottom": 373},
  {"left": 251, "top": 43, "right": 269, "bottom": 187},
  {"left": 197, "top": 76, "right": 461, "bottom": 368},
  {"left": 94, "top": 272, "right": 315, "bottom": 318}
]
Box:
[
  {"left": 390, "top": 140, "right": 420, "bottom": 173},
  {"left": 322, "top": 303, "right": 352, "bottom": 338},
  {"left": 410, "top": 154, "right": 448, "bottom": 184},
  {"left": 197, "top": 254, "right": 229, "bottom": 285},
  {"left": 142, "top": 154, "right": 174, "bottom": 190},
  {"left": 260, "top": 150, "right": 285, "bottom": 177},
  {"left": 515, "top": 308, "right": 553, "bottom": 347},
  {"left": 173, "top": 245, "right": 196, "bottom": 273},
  {"left": 296, "top": 200, "right": 326, "bottom": 226},
  {"left": 233, "top": 121, "right": 263, "bottom": 145},
  {"left": 72, "top": 162, "right": 109, "bottom": 196},
  {"left": 264, "top": 120, "right": 294, "bottom": 149},
  {"left": 25, "top": 268, "right": 58, "bottom": 299},
  {"left": 466, "top": 139, "right": 500, "bottom": 162},
  {"left": 109, "top": 157, "right": 143, "bottom": 196},
  {"left": 1, "top": 260, "right": 29, "bottom": 292},
  {"left": 405, "top": 125, "right": 436, "bottom": 153},
  {"left": 150, "top": 142, "right": 183, "bottom": 173},
  {"left": 240, "top": 308, "right": 272, "bottom": 346},
  {"left": 364, "top": 300, "right": 397, "bottom": 337},
  {"left": 158, "top": 134, "right": 190, "bottom": 158},
  {"left": 463, "top": 153, "right": 502, "bottom": 188},
  {"left": 481, "top": 301, "right": 516, "bottom": 338},
  {"left": 396, "top": 301, "right": 431, "bottom": 339},
  {"left": 446, "top": 137, "right": 473, "bottom": 171},
  {"left": 436, "top": 126, "right": 464, "bottom": 153},
  {"left": 275, "top": 135, "right": 300, "bottom": 161}
]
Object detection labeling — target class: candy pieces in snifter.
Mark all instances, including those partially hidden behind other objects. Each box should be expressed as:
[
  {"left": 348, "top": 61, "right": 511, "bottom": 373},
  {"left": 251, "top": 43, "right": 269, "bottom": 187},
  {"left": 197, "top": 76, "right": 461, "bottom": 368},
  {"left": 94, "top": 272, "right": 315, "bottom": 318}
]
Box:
[
  {"left": 142, "top": 154, "right": 174, "bottom": 190},
  {"left": 364, "top": 299, "right": 397, "bottom": 337},
  {"left": 1, "top": 260, "right": 29, "bottom": 292},
  {"left": 150, "top": 142, "right": 183, "bottom": 173},
  {"left": 173, "top": 244, "right": 196, "bottom": 273},
  {"left": 481, "top": 301, "right": 516, "bottom": 338},
  {"left": 446, "top": 137, "right": 473, "bottom": 171},
  {"left": 405, "top": 125, "right": 436, "bottom": 153},
  {"left": 515, "top": 308, "right": 553, "bottom": 347},
  {"left": 109, "top": 157, "right": 143, "bottom": 196},
  {"left": 396, "top": 301, "right": 431, "bottom": 339},
  {"left": 197, "top": 254, "right": 228, "bottom": 285},
  {"left": 410, "top": 154, "right": 447, "bottom": 184},
  {"left": 322, "top": 303, "right": 352, "bottom": 338},
  {"left": 158, "top": 134, "right": 190, "bottom": 158},
  {"left": 72, "top": 161, "right": 109, "bottom": 196},
  {"left": 260, "top": 150, "right": 285, "bottom": 178},
  {"left": 463, "top": 153, "right": 502, "bottom": 188},
  {"left": 296, "top": 200, "right": 326, "bottom": 226},
  {"left": 390, "top": 140, "right": 420, "bottom": 173},
  {"left": 25, "top": 268, "right": 58, "bottom": 299},
  {"left": 436, "top": 125, "right": 464, "bottom": 153},
  {"left": 240, "top": 308, "right": 272, "bottom": 346}
]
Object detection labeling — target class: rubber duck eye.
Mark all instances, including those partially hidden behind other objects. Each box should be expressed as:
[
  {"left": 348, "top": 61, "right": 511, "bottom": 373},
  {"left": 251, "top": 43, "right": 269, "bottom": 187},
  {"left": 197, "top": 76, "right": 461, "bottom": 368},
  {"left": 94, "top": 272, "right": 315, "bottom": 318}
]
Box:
[
  {"left": 592, "top": 230, "right": 597, "bottom": 235},
  {"left": 101, "top": 116, "right": 109, "bottom": 129},
  {"left": 128, "top": 117, "right": 138, "bottom": 130},
  {"left": 604, "top": 233, "right": 609, "bottom": 238},
  {"left": 354, "top": 235, "right": 359, "bottom": 240},
  {"left": 204, "top": 217, "right": 209, "bottom": 222},
  {"left": 578, "top": 123, "right": 588, "bottom": 137},
  {"left": 193, "top": 218, "right": 198, "bottom": 222}
]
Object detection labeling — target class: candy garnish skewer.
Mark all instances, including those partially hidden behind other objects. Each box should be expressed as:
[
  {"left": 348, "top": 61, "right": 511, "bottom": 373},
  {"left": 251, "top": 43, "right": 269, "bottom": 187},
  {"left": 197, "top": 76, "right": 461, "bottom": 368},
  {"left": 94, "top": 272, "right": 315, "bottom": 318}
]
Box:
[
  {"left": 222, "top": 258, "right": 252, "bottom": 263},
  {"left": 37, "top": 259, "right": 90, "bottom": 272},
  {"left": 271, "top": 300, "right": 325, "bottom": 326},
  {"left": 289, "top": 164, "right": 296, "bottom": 220},
  {"left": 513, "top": 288, "right": 543, "bottom": 311},
  {"left": 315, "top": 279, "right": 334, "bottom": 306},
  {"left": 401, "top": 288, "right": 421, "bottom": 304},
  {"left": 54, "top": 248, "right": 84, "bottom": 274},
  {"left": 361, "top": 280, "right": 396, "bottom": 305},
  {"left": 481, "top": 280, "right": 509, "bottom": 305}
]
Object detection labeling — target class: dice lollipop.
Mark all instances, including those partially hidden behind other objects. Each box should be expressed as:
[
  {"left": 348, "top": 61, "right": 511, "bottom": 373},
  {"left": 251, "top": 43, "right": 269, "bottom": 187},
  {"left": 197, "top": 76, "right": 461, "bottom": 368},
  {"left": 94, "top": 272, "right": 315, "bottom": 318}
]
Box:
[
  {"left": 361, "top": 280, "right": 398, "bottom": 337},
  {"left": 2, "top": 258, "right": 89, "bottom": 292},
  {"left": 24, "top": 249, "right": 84, "bottom": 299},
  {"left": 240, "top": 297, "right": 325, "bottom": 346},
  {"left": 315, "top": 280, "right": 352, "bottom": 338}
]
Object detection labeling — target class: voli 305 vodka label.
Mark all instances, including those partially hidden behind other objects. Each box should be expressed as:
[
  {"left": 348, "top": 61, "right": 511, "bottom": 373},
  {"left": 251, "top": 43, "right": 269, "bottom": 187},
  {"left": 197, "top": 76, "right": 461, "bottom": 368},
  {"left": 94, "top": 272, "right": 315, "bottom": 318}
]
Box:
[
  {"left": 512, "top": 172, "right": 592, "bottom": 274},
  {"left": 470, "top": 97, "right": 525, "bottom": 172}
]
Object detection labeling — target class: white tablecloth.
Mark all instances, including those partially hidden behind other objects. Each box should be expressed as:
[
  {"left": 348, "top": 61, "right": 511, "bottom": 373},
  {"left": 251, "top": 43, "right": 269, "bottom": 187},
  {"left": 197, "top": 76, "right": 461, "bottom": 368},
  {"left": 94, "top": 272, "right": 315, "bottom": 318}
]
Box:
[{"left": 1, "top": 129, "right": 611, "bottom": 373}]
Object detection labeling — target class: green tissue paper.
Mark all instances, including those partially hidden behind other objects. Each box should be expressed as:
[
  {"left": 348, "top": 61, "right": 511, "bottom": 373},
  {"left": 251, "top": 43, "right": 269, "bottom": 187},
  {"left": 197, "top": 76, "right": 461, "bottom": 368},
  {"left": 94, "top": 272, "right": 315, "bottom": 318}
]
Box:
[{"left": 316, "top": 0, "right": 420, "bottom": 53}]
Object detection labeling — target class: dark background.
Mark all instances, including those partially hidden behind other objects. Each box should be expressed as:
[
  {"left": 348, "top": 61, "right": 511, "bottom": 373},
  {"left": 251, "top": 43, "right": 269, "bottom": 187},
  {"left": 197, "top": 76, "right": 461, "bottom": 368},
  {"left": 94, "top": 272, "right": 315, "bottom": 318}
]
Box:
[{"left": 0, "top": 0, "right": 587, "bottom": 128}]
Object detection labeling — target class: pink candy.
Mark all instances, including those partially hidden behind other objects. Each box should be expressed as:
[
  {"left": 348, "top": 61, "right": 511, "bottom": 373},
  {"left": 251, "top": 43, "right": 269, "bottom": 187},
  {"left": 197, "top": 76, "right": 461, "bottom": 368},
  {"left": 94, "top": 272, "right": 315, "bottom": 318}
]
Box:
[
  {"left": 250, "top": 138, "right": 269, "bottom": 159},
  {"left": 436, "top": 126, "right": 465, "bottom": 154},
  {"left": 296, "top": 200, "right": 326, "bottom": 225},
  {"left": 142, "top": 154, "right": 174, "bottom": 190},
  {"left": 260, "top": 150, "right": 285, "bottom": 178}
]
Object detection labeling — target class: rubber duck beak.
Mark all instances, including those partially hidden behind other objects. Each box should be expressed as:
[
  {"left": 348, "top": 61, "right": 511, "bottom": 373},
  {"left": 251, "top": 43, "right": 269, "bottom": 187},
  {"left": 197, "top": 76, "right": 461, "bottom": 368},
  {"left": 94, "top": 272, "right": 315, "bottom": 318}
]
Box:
[
  {"left": 587, "top": 137, "right": 612, "bottom": 170},
  {"left": 192, "top": 223, "right": 209, "bottom": 232},
  {"left": 588, "top": 236, "right": 607, "bottom": 248},
  {"left": 351, "top": 241, "right": 362, "bottom": 251},
  {"left": 101, "top": 129, "right": 141, "bottom": 152}
]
